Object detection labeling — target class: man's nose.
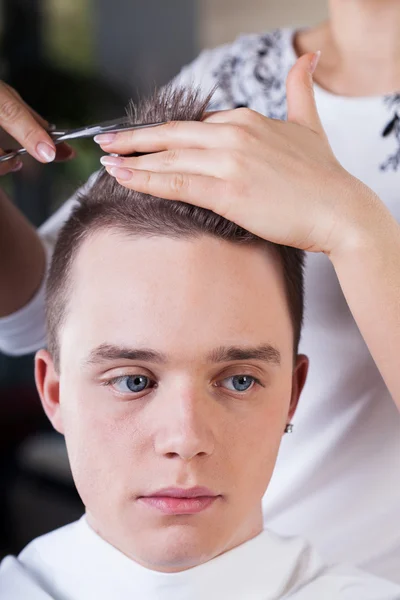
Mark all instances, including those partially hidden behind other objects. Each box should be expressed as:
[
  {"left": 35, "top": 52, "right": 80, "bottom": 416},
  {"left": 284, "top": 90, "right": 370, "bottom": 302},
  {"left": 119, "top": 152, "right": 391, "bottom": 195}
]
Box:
[{"left": 154, "top": 387, "right": 216, "bottom": 461}]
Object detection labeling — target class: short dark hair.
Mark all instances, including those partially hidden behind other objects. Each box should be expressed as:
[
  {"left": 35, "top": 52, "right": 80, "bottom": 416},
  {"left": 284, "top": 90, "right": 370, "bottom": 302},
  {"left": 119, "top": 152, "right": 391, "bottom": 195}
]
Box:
[{"left": 46, "top": 85, "right": 305, "bottom": 368}]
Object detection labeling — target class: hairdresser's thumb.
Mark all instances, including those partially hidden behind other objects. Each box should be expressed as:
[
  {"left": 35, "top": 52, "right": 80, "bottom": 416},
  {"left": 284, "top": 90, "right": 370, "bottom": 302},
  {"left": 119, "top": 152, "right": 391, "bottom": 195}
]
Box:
[{"left": 286, "top": 52, "right": 325, "bottom": 135}]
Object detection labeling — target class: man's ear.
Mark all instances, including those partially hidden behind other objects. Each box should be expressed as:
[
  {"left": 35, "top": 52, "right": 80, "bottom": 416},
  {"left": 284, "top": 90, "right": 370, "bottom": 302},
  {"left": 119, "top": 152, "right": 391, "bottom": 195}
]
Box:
[
  {"left": 35, "top": 349, "right": 64, "bottom": 434},
  {"left": 288, "top": 354, "right": 309, "bottom": 422}
]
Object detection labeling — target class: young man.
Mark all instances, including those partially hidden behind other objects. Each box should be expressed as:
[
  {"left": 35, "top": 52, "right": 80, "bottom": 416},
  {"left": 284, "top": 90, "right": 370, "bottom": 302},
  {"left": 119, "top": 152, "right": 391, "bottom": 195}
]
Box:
[
  {"left": 2, "top": 18, "right": 400, "bottom": 582},
  {"left": 1, "top": 87, "right": 399, "bottom": 600}
]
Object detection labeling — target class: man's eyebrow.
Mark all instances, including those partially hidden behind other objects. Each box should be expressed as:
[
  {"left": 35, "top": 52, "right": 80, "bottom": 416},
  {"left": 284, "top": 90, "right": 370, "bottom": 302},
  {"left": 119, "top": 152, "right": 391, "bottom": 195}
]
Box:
[
  {"left": 207, "top": 345, "right": 281, "bottom": 366},
  {"left": 84, "top": 343, "right": 281, "bottom": 368},
  {"left": 84, "top": 344, "right": 168, "bottom": 366}
]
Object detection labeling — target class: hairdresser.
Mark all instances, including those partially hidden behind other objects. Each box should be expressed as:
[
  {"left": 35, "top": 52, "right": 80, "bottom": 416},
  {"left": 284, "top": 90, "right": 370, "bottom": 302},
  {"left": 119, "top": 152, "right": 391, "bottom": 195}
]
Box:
[{"left": 1, "top": 0, "right": 400, "bottom": 585}]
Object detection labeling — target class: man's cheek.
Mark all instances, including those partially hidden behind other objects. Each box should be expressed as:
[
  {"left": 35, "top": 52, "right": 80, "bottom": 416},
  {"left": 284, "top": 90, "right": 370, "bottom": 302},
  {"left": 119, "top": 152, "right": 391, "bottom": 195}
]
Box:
[
  {"left": 61, "top": 405, "right": 125, "bottom": 485},
  {"left": 68, "top": 433, "right": 125, "bottom": 511},
  {"left": 239, "top": 418, "right": 283, "bottom": 483},
  {"left": 67, "top": 406, "right": 143, "bottom": 489}
]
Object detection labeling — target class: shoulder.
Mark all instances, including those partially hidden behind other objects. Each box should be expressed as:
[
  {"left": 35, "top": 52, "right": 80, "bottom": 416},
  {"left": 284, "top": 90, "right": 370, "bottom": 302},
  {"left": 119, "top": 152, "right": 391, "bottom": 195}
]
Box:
[
  {"left": 174, "top": 28, "right": 296, "bottom": 116},
  {"left": 0, "top": 555, "right": 54, "bottom": 598},
  {"left": 18, "top": 518, "right": 84, "bottom": 570},
  {"left": 291, "top": 559, "right": 400, "bottom": 599},
  {"left": 0, "top": 520, "right": 83, "bottom": 599},
  {"left": 263, "top": 530, "right": 400, "bottom": 599}
]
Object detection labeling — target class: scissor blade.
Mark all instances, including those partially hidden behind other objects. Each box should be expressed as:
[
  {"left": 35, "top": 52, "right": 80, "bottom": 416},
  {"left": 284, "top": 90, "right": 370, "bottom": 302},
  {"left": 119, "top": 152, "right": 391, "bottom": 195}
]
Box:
[
  {"left": 0, "top": 121, "right": 166, "bottom": 163},
  {"left": 0, "top": 148, "right": 27, "bottom": 162},
  {"left": 54, "top": 121, "right": 166, "bottom": 142}
]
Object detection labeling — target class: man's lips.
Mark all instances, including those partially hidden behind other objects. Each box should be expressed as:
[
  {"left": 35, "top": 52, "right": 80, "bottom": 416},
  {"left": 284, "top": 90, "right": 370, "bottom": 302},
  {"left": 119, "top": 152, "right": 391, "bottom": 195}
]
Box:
[{"left": 138, "top": 487, "right": 221, "bottom": 515}]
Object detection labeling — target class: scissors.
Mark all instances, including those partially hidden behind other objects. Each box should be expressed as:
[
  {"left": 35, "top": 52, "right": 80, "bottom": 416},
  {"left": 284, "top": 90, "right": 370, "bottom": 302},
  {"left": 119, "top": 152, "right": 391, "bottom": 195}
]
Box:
[{"left": 0, "top": 117, "right": 166, "bottom": 163}]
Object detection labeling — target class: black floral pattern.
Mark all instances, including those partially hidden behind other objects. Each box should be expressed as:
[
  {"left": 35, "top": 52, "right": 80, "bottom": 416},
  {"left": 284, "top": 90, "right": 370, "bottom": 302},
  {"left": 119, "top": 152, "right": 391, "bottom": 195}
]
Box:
[
  {"left": 208, "top": 28, "right": 400, "bottom": 172},
  {"left": 209, "top": 30, "right": 290, "bottom": 119},
  {"left": 381, "top": 95, "right": 400, "bottom": 172}
]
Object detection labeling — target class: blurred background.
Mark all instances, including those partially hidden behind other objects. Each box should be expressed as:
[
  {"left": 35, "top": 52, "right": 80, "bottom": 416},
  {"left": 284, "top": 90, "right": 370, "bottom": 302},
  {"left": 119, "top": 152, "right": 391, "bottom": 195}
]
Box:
[{"left": 0, "top": 0, "right": 328, "bottom": 558}]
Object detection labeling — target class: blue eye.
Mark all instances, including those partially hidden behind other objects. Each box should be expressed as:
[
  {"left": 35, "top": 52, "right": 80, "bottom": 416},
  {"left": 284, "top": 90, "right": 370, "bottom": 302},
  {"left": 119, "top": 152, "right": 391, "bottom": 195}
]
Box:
[
  {"left": 111, "top": 375, "right": 152, "bottom": 394},
  {"left": 221, "top": 375, "right": 256, "bottom": 392}
]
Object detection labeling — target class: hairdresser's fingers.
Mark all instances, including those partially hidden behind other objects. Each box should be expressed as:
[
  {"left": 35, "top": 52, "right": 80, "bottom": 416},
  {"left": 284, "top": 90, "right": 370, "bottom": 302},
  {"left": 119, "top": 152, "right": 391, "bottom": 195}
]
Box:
[
  {"left": 0, "top": 81, "right": 56, "bottom": 163},
  {"left": 203, "top": 107, "right": 266, "bottom": 127},
  {"left": 3, "top": 83, "right": 50, "bottom": 129},
  {"left": 0, "top": 143, "right": 74, "bottom": 174},
  {"left": 94, "top": 120, "right": 252, "bottom": 154},
  {"left": 200, "top": 110, "right": 219, "bottom": 120},
  {"left": 0, "top": 148, "right": 23, "bottom": 176},
  {"left": 286, "top": 53, "right": 325, "bottom": 135},
  {"left": 1, "top": 84, "right": 75, "bottom": 162},
  {"left": 205, "top": 56, "right": 325, "bottom": 138},
  {"left": 54, "top": 143, "right": 76, "bottom": 162},
  {"left": 105, "top": 166, "right": 231, "bottom": 208},
  {"left": 100, "top": 148, "right": 250, "bottom": 180}
]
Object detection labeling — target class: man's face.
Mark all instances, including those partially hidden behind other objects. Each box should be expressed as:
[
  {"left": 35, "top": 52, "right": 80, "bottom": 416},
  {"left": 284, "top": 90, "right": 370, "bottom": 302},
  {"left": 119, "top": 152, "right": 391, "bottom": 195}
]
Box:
[{"left": 36, "top": 230, "right": 307, "bottom": 572}]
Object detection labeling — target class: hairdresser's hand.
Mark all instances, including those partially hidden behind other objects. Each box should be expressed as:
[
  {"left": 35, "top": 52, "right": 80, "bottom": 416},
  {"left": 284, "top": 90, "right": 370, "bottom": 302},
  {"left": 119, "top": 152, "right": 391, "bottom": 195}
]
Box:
[
  {"left": 97, "top": 53, "right": 380, "bottom": 258},
  {"left": 0, "top": 81, "right": 74, "bottom": 175}
]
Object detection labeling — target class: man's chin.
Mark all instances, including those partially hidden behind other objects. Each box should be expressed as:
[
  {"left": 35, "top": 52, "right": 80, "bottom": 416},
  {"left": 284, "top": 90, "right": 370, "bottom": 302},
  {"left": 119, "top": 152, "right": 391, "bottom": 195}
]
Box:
[
  {"left": 142, "top": 520, "right": 229, "bottom": 569},
  {"left": 127, "top": 515, "right": 264, "bottom": 572},
  {"left": 131, "top": 538, "right": 222, "bottom": 573},
  {"left": 85, "top": 508, "right": 251, "bottom": 573},
  {"left": 117, "top": 523, "right": 231, "bottom": 573}
]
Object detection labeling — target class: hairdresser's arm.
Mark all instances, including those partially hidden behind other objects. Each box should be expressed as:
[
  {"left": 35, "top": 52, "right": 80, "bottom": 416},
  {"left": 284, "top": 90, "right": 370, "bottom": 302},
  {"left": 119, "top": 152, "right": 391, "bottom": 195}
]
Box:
[
  {"left": 97, "top": 54, "right": 400, "bottom": 411},
  {"left": 0, "top": 190, "right": 47, "bottom": 316},
  {"left": 0, "top": 81, "right": 73, "bottom": 317},
  {"left": 328, "top": 196, "right": 400, "bottom": 412}
]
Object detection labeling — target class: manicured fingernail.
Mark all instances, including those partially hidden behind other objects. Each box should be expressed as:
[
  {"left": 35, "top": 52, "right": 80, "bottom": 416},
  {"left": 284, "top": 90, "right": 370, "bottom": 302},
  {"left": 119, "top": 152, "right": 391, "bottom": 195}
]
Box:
[
  {"left": 100, "top": 155, "right": 123, "bottom": 167},
  {"left": 309, "top": 51, "right": 321, "bottom": 74},
  {"left": 109, "top": 167, "right": 132, "bottom": 181},
  {"left": 11, "top": 160, "right": 23, "bottom": 172},
  {"left": 36, "top": 142, "right": 56, "bottom": 162},
  {"left": 94, "top": 133, "right": 117, "bottom": 145}
]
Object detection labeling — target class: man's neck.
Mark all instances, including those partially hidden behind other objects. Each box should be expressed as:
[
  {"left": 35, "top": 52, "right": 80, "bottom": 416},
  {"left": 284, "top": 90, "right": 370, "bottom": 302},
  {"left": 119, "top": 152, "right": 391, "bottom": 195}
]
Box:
[{"left": 295, "top": 0, "right": 400, "bottom": 96}]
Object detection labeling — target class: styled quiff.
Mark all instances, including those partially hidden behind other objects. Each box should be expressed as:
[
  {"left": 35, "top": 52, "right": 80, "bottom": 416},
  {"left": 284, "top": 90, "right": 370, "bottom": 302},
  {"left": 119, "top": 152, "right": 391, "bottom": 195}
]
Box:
[{"left": 46, "top": 85, "right": 305, "bottom": 368}]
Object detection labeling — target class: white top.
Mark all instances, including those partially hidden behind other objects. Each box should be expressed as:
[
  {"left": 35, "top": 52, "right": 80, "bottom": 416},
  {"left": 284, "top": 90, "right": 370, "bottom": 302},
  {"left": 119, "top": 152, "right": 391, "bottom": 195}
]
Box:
[
  {"left": 1, "top": 517, "right": 399, "bottom": 600},
  {"left": 1, "top": 29, "right": 400, "bottom": 582}
]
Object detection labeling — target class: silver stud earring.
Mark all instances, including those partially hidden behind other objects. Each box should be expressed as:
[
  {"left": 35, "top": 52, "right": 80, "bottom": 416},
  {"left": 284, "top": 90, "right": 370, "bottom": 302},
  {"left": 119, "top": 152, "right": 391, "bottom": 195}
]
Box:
[{"left": 284, "top": 423, "right": 294, "bottom": 434}]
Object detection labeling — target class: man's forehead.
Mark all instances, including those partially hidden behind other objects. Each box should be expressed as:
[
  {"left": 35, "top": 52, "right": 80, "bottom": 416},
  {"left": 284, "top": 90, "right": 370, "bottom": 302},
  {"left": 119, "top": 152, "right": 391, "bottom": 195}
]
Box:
[
  {"left": 60, "top": 227, "right": 293, "bottom": 365},
  {"left": 70, "top": 229, "right": 286, "bottom": 306},
  {"left": 72, "top": 227, "right": 280, "bottom": 274},
  {"left": 69, "top": 232, "right": 286, "bottom": 321}
]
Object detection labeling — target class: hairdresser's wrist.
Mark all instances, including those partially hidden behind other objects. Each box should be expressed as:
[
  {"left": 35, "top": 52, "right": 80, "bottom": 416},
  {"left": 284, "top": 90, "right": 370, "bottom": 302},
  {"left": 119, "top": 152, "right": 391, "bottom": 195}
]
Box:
[{"left": 326, "top": 181, "right": 397, "bottom": 265}]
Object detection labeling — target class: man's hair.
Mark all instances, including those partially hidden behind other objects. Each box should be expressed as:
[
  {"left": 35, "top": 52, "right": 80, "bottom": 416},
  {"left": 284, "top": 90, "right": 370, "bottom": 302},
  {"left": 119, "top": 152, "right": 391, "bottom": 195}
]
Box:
[{"left": 46, "top": 85, "right": 305, "bottom": 368}]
